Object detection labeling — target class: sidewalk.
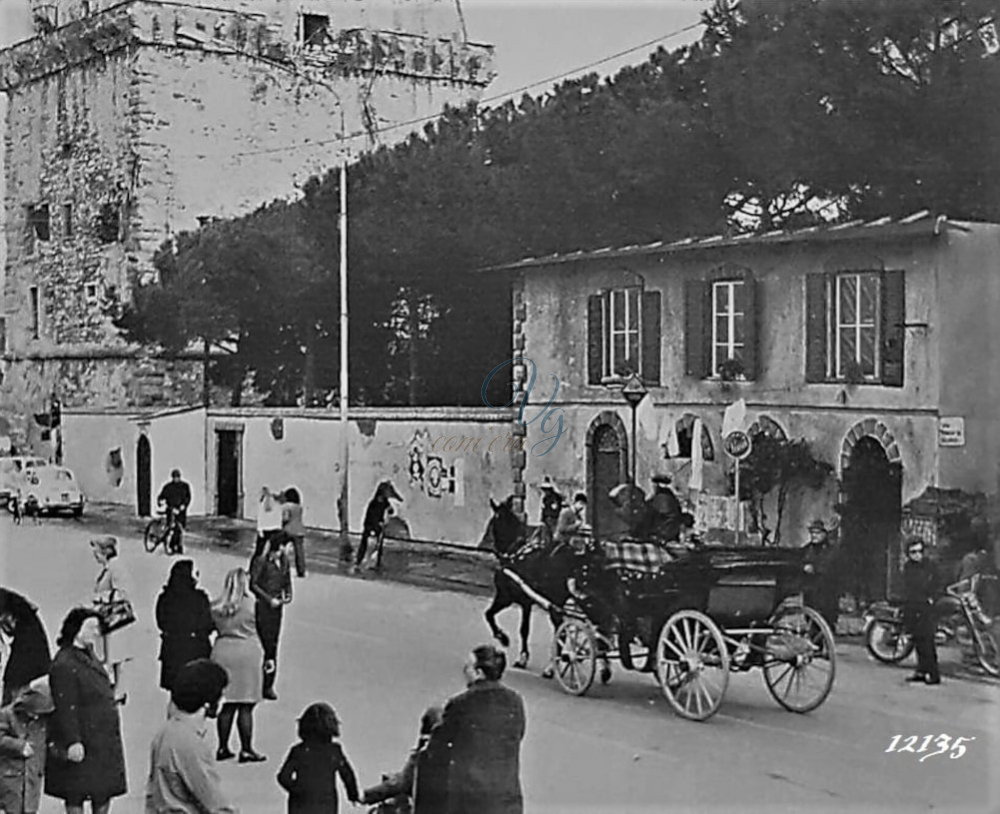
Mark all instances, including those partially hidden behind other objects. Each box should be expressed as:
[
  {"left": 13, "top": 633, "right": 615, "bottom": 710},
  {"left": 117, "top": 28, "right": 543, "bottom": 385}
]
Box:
[
  {"left": 72, "top": 502, "right": 997, "bottom": 684},
  {"left": 76, "top": 502, "right": 497, "bottom": 595}
]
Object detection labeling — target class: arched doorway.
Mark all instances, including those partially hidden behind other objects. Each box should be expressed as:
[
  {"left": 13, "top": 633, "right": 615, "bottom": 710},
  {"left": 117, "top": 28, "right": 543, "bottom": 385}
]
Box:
[
  {"left": 136, "top": 434, "right": 152, "bottom": 517},
  {"left": 586, "top": 412, "right": 629, "bottom": 539},
  {"left": 840, "top": 435, "right": 902, "bottom": 601}
]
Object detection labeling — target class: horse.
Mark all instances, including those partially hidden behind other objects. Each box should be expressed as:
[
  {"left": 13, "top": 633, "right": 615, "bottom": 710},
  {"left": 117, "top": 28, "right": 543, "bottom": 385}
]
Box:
[{"left": 481, "top": 496, "right": 589, "bottom": 671}]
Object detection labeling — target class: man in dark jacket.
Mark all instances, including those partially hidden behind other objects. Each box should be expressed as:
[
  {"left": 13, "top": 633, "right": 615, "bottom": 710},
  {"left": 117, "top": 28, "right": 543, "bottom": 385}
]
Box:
[
  {"left": 157, "top": 469, "right": 192, "bottom": 554},
  {"left": 0, "top": 589, "right": 51, "bottom": 705},
  {"left": 418, "top": 645, "right": 525, "bottom": 814},
  {"left": 902, "top": 537, "right": 941, "bottom": 685},
  {"left": 538, "top": 479, "right": 564, "bottom": 540},
  {"left": 801, "top": 519, "right": 842, "bottom": 632}
]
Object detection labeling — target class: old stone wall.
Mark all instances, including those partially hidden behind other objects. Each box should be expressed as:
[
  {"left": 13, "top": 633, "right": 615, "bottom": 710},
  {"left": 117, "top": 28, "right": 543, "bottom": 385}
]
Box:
[{"left": 1, "top": 0, "right": 493, "bottom": 438}]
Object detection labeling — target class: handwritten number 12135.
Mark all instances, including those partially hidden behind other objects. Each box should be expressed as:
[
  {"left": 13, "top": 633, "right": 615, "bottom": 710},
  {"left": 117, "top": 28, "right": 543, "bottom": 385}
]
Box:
[{"left": 885, "top": 734, "right": 974, "bottom": 762}]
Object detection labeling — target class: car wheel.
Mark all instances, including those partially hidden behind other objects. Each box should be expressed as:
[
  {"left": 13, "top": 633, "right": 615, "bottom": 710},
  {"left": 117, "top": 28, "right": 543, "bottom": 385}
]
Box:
[{"left": 71, "top": 506, "right": 83, "bottom": 518}]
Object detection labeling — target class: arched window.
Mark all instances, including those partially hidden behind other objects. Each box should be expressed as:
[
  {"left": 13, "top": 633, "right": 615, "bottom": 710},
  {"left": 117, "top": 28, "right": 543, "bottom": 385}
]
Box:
[
  {"left": 749, "top": 415, "right": 787, "bottom": 442},
  {"left": 664, "top": 413, "right": 715, "bottom": 461}
]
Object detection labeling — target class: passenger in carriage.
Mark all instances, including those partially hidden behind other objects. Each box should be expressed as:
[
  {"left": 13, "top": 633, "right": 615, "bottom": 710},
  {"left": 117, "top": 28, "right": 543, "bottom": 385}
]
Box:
[
  {"left": 554, "top": 493, "right": 588, "bottom": 549},
  {"left": 643, "top": 474, "right": 683, "bottom": 543}
]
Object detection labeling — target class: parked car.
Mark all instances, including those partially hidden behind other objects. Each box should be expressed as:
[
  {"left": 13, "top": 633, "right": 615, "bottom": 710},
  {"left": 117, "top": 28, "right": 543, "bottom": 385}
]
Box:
[
  {"left": 0, "top": 456, "right": 48, "bottom": 504},
  {"left": 21, "top": 465, "right": 85, "bottom": 517}
]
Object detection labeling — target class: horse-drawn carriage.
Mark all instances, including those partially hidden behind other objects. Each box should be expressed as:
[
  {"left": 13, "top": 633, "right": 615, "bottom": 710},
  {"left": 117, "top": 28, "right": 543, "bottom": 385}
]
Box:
[{"left": 484, "top": 497, "right": 836, "bottom": 722}]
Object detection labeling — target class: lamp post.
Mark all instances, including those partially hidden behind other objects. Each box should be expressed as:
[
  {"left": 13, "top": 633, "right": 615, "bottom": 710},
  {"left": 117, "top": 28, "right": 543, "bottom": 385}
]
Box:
[{"left": 621, "top": 373, "right": 648, "bottom": 485}]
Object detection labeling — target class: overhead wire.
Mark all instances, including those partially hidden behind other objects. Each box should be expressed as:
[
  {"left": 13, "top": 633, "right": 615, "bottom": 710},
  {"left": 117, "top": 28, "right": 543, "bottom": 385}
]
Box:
[{"left": 171, "top": 20, "right": 704, "bottom": 160}]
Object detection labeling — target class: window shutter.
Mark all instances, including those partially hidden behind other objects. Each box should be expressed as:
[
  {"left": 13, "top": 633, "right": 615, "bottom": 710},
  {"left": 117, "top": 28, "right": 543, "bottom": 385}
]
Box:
[
  {"left": 641, "top": 290, "right": 661, "bottom": 386},
  {"left": 805, "top": 273, "right": 828, "bottom": 383},
  {"left": 684, "top": 279, "right": 709, "bottom": 378},
  {"left": 740, "top": 271, "right": 758, "bottom": 380},
  {"left": 881, "top": 270, "right": 905, "bottom": 387},
  {"left": 587, "top": 294, "right": 603, "bottom": 385}
]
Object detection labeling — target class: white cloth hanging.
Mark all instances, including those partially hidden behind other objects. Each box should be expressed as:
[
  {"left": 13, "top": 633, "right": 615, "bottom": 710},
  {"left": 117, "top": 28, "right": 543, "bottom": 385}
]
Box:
[{"left": 689, "top": 417, "right": 705, "bottom": 492}]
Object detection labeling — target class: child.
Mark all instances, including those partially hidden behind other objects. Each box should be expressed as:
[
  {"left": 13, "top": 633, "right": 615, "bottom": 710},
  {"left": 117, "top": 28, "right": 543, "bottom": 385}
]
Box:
[
  {"left": 362, "top": 705, "right": 443, "bottom": 814},
  {"left": 277, "top": 702, "right": 359, "bottom": 814},
  {"left": 0, "top": 676, "right": 54, "bottom": 814}
]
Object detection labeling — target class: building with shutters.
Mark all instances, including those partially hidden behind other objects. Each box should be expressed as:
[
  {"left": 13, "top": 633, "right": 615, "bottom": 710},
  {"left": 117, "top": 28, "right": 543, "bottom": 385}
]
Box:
[
  {"left": 490, "top": 212, "right": 1000, "bottom": 593},
  {"left": 0, "top": 0, "right": 493, "bottom": 449}
]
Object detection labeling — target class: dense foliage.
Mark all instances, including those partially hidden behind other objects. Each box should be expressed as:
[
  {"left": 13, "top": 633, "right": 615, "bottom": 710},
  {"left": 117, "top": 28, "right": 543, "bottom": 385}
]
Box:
[{"left": 115, "top": 0, "right": 999, "bottom": 406}]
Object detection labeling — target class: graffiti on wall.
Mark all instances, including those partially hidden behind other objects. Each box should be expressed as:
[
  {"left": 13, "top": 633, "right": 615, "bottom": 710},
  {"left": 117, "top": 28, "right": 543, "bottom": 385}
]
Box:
[{"left": 407, "top": 429, "right": 464, "bottom": 504}]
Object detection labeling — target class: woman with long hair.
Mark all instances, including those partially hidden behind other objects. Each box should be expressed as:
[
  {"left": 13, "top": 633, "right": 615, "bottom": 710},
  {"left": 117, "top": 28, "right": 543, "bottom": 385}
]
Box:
[
  {"left": 45, "top": 607, "right": 127, "bottom": 814},
  {"left": 155, "top": 559, "right": 214, "bottom": 693},
  {"left": 210, "top": 568, "right": 265, "bottom": 763}
]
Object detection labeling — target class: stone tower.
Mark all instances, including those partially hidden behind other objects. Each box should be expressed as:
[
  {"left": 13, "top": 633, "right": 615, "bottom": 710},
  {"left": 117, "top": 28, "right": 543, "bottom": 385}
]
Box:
[{"left": 0, "top": 0, "right": 492, "bottom": 440}]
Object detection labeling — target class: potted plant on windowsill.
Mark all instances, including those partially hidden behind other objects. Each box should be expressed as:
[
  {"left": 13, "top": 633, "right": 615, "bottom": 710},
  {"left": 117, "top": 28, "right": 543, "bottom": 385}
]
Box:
[
  {"left": 602, "top": 360, "right": 637, "bottom": 390},
  {"left": 842, "top": 359, "right": 865, "bottom": 387},
  {"left": 717, "top": 357, "right": 745, "bottom": 394}
]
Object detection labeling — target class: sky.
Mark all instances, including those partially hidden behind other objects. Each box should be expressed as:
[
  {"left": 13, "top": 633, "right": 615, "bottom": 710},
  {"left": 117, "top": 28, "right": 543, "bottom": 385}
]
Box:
[{"left": 0, "top": 0, "right": 706, "bottom": 279}]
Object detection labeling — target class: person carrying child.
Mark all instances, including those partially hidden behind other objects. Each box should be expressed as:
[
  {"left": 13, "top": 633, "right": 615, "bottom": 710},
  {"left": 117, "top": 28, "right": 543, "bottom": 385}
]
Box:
[
  {"left": 0, "top": 676, "right": 55, "bottom": 814},
  {"left": 276, "top": 702, "right": 359, "bottom": 814},
  {"left": 361, "top": 706, "right": 443, "bottom": 814}
]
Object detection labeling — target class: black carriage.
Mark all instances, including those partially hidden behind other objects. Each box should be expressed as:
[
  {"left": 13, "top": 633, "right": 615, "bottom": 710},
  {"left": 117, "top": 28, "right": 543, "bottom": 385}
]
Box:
[{"left": 539, "top": 543, "right": 836, "bottom": 722}]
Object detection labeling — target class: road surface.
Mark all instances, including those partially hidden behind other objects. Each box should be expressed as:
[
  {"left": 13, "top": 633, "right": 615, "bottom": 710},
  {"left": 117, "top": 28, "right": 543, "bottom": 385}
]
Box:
[{"left": 1, "top": 515, "right": 997, "bottom": 813}]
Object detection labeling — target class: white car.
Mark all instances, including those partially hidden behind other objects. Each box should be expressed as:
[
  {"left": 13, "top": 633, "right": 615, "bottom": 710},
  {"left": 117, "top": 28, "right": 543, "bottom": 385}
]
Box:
[
  {"left": 0, "top": 456, "right": 48, "bottom": 503},
  {"left": 21, "top": 465, "right": 85, "bottom": 517}
]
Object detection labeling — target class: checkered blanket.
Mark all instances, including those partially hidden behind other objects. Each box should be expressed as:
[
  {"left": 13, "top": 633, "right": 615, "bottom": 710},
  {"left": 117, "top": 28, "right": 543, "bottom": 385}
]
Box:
[{"left": 602, "top": 541, "right": 677, "bottom": 576}]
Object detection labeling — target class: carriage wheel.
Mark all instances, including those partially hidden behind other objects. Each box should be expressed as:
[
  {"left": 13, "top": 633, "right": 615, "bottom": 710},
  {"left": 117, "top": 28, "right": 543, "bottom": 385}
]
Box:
[
  {"left": 656, "top": 610, "right": 730, "bottom": 722},
  {"left": 552, "top": 617, "right": 598, "bottom": 696},
  {"left": 763, "top": 605, "right": 836, "bottom": 713}
]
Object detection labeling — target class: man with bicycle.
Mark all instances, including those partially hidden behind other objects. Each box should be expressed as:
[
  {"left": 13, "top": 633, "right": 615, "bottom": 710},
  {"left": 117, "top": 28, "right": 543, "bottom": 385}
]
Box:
[{"left": 157, "top": 469, "right": 191, "bottom": 555}]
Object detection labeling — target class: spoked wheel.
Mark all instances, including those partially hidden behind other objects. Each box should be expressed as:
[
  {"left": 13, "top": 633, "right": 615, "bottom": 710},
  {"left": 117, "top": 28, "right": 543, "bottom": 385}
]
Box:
[
  {"left": 552, "top": 617, "right": 598, "bottom": 696},
  {"left": 763, "top": 605, "right": 836, "bottom": 713},
  {"left": 974, "top": 625, "right": 1000, "bottom": 678},
  {"left": 656, "top": 610, "right": 730, "bottom": 721},
  {"left": 865, "top": 620, "right": 914, "bottom": 664},
  {"left": 143, "top": 520, "right": 161, "bottom": 553}
]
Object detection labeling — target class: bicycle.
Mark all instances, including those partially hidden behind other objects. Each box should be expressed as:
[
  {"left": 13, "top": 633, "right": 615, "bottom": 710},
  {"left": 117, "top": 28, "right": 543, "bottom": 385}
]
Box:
[{"left": 144, "top": 507, "right": 183, "bottom": 554}]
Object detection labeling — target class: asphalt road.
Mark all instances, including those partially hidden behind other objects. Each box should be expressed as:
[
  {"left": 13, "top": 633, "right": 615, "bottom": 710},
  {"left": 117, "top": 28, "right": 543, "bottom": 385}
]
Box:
[{"left": 1, "top": 515, "right": 998, "bottom": 814}]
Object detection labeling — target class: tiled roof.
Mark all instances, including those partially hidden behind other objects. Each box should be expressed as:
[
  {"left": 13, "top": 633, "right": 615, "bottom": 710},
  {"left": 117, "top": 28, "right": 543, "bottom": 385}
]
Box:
[{"left": 481, "top": 211, "right": 981, "bottom": 273}]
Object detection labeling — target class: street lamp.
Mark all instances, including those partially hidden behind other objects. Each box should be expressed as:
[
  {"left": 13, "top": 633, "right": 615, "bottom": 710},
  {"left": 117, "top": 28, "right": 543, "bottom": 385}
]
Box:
[{"left": 620, "top": 372, "right": 648, "bottom": 485}]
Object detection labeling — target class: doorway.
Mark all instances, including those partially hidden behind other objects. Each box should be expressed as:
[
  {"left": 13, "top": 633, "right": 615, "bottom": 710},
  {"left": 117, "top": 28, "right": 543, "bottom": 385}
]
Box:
[
  {"left": 136, "top": 434, "right": 151, "bottom": 517},
  {"left": 215, "top": 429, "right": 242, "bottom": 517},
  {"left": 587, "top": 415, "right": 628, "bottom": 540},
  {"left": 840, "top": 436, "right": 902, "bottom": 601}
]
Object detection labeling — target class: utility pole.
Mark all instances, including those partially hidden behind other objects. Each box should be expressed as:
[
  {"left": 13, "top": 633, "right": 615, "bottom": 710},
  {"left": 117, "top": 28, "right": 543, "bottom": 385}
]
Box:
[{"left": 338, "top": 155, "right": 350, "bottom": 555}]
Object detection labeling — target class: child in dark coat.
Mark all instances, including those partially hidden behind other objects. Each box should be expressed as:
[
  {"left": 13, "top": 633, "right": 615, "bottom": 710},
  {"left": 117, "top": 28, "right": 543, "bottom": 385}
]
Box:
[
  {"left": 277, "top": 702, "right": 359, "bottom": 814},
  {"left": 0, "top": 677, "right": 54, "bottom": 814}
]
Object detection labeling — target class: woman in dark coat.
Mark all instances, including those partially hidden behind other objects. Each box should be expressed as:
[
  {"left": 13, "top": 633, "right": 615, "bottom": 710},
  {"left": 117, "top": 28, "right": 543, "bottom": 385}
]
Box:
[
  {"left": 46, "top": 607, "right": 127, "bottom": 814},
  {"left": 0, "top": 589, "right": 51, "bottom": 705},
  {"left": 155, "top": 559, "right": 215, "bottom": 692}
]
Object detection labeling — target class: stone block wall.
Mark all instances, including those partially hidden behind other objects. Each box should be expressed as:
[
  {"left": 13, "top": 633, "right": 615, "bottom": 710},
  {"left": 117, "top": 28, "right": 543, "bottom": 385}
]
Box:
[{"left": 1, "top": 0, "right": 493, "bottom": 435}]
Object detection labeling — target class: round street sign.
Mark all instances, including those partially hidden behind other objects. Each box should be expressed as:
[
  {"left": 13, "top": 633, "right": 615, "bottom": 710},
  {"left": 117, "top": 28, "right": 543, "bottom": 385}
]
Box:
[{"left": 724, "top": 430, "right": 752, "bottom": 460}]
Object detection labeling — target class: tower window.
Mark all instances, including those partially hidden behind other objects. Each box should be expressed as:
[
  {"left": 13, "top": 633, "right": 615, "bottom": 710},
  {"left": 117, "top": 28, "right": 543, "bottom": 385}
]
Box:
[
  {"left": 29, "top": 286, "right": 40, "bottom": 339},
  {"left": 63, "top": 203, "right": 73, "bottom": 237},
  {"left": 301, "top": 14, "right": 331, "bottom": 46},
  {"left": 95, "top": 201, "right": 121, "bottom": 243},
  {"left": 25, "top": 204, "right": 51, "bottom": 251}
]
